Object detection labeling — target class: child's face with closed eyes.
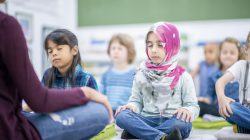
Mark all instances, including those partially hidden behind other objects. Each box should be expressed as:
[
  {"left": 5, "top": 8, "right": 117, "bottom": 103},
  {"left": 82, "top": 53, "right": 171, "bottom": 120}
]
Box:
[
  {"left": 47, "top": 40, "right": 78, "bottom": 74},
  {"left": 146, "top": 32, "right": 166, "bottom": 64}
]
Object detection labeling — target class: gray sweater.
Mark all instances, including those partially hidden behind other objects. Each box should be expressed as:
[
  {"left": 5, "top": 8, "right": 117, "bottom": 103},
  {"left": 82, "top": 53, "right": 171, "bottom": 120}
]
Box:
[{"left": 129, "top": 71, "right": 200, "bottom": 121}]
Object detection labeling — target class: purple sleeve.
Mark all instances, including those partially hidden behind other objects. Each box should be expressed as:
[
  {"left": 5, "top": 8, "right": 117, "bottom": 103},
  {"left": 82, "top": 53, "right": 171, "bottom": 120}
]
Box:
[{"left": 1, "top": 15, "right": 89, "bottom": 113}]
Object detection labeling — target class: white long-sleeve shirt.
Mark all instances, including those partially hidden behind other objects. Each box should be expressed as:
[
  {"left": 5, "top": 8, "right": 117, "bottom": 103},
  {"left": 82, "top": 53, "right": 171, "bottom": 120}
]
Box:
[{"left": 129, "top": 71, "right": 200, "bottom": 121}]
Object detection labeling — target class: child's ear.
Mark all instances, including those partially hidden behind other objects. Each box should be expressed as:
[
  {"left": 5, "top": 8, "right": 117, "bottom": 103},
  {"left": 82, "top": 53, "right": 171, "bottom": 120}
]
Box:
[{"left": 72, "top": 45, "right": 78, "bottom": 55}]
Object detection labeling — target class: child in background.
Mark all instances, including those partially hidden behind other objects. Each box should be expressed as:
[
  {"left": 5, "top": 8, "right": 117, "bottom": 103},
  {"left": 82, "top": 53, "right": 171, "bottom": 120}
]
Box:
[
  {"left": 99, "top": 33, "right": 136, "bottom": 112},
  {"left": 199, "top": 37, "right": 245, "bottom": 117},
  {"left": 23, "top": 29, "right": 99, "bottom": 111},
  {"left": 0, "top": 6, "right": 113, "bottom": 140},
  {"left": 216, "top": 32, "right": 250, "bottom": 134},
  {"left": 42, "top": 29, "right": 115, "bottom": 139},
  {"left": 23, "top": 29, "right": 113, "bottom": 140},
  {"left": 42, "top": 29, "right": 98, "bottom": 90},
  {"left": 115, "top": 22, "right": 199, "bottom": 140},
  {"left": 190, "top": 43, "right": 219, "bottom": 108}
]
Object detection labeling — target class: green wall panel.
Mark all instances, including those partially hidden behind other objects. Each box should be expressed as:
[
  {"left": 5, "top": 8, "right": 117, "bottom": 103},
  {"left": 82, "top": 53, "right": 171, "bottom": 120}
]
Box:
[{"left": 78, "top": 0, "right": 250, "bottom": 26}]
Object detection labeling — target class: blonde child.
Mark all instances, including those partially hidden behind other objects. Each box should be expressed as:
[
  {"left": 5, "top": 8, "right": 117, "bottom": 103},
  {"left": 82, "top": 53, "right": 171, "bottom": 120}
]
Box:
[
  {"left": 190, "top": 43, "right": 219, "bottom": 105},
  {"left": 199, "top": 37, "right": 245, "bottom": 117},
  {"left": 115, "top": 22, "right": 199, "bottom": 140},
  {"left": 216, "top": 32, "right": 250, "bottom": 133},
  {"left": 23, "top": 29, "right": 113, "bottom": 140},
  {"left": 100, "top": 33, "right": 136, "bottom": 112}
]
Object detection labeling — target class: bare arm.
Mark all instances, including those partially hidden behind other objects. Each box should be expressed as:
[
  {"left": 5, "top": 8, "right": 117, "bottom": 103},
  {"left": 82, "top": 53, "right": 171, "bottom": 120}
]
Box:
[{"left": 215, "top": 72, "right": 235, "bottom": 117}]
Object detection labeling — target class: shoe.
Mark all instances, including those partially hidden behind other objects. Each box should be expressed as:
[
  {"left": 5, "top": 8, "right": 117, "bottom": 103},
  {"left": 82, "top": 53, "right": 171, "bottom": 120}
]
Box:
[
  {"left": 90, "top": 123, "right": 117, "bottom": 140},
  {"left": 164, "top": 128, "right": 182, "bottom": 140},
  {"left": 233, "top": 124, "right": 250, "bottom": 134},
  {"left": 121, "top": 130, "right": 138, "bottom": 139}
]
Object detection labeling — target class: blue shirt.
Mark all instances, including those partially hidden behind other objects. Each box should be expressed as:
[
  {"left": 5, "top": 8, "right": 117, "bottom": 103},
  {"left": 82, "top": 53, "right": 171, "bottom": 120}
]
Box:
[
  {"left": 99, "top": 66, "right": 135, "bottom": 110},
  {"left": 199, "top": 61, "right": 218, "bottom": 97},
  {"left": 42, "top": 64, "right": 98, "bottom": 90},
  {"left": 207, "top": 70, "right": 239, "bottom": 105}
]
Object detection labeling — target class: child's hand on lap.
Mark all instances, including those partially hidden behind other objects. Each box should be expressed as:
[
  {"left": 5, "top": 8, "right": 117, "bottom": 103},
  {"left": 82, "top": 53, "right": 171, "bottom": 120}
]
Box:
[
  {"left": 173, "top": 108, "right": 192, "bottom": 123},
  {"left": 217, "top": 95, "right": 235, "bottom": 118},
  {"left": 115, "top": 103, "right": 136, "bottom": 116}
]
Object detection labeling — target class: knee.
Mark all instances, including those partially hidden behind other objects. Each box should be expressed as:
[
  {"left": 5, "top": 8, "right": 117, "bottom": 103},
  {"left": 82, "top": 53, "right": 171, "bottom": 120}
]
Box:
[
  {"left": 228, "top": 102, "right": 242, "bottom": 119},
  {"left": 178, "top": 122, "right": 192, "bottom": 139},
  {"left": 115, "top": 109, "right": 133, "bottom": 128},
  {"left": 171, "top": 117, "right": 191, "bottom": 128},
  {"left": 229, "top": 102, "right": 240, "bottom": 111},
  {"left": 180, "top": 124, "right": 192, "bottom": 139},
  {"left": 91, "top": 102, "right": 109, "bottom": 126},
  {"left": 226, "top": 102, "right": 241, "bottom": 122},
  {"left": 171, "top": 118, "right": 192, "bottom": 139}
]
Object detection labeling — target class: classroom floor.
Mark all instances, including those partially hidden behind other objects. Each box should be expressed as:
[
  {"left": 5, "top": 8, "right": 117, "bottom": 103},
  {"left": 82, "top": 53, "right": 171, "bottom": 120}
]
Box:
[{"left": 111, "top": 125, "right": 218, "bottom": 140}]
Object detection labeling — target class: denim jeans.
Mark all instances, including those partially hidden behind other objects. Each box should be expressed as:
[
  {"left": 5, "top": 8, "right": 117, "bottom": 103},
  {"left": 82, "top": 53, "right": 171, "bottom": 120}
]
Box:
[
  {"left": 116, "top": 109, "right": 192, "bottom": 140},
  {"left": 226, "top": 102, "right": 250, "bottom": 133},
  {"left": 23, "top": 101, "right": 109, "bottom": 140}
]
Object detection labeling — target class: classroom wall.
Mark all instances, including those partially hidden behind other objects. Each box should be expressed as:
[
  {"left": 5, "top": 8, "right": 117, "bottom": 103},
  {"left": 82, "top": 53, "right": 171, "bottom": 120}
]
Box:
[
  {"left": 6, "top": 0, "right": 77, "bottom": 78},
  {"left": 3, "top": 0, "right": 249, "bottom": 81},
  {"left": 77, "top": 19, "right": 250, "bottom": 82},
  {"left": 78, "top": 0, "right": 250, "bottom": 26},
  {"left": 77, "top": 0, "right": 250, "bottom": 82}
]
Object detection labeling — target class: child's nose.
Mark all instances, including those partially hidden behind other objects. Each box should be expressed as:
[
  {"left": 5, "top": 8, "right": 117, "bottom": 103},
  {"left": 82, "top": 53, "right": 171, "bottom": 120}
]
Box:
[
  {"left": 152, "top": 46, "right": 158, "bottom": 52},
  {"left": 52, "top": 50, "right": 58, "bottom": 56},
  {"left": 114, "top": 49, "right": 120, "bottom": 53}
]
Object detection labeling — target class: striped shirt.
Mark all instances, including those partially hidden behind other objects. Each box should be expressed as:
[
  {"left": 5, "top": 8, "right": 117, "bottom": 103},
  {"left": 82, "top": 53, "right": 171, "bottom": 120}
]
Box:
[
  {"left": 99, "top": 66, "right": 136, "bottom": 110},
  {"left": 42, "top": 64, "right": 98, "bottom": 90}
]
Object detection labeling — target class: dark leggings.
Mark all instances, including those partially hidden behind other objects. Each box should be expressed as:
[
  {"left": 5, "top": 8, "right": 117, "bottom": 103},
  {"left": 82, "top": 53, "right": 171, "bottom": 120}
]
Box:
[{"left": 198, "top": 101, "right": 220, "bottom": 117}]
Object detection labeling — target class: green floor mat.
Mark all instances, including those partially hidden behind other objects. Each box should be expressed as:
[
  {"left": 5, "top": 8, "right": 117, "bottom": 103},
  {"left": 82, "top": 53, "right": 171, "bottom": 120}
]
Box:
[
  {"left": 193, "top": 117, "right": 232, "bottom": 129},
  {"left": 90, "top": 123, "right": 117, "bottom": 140}
]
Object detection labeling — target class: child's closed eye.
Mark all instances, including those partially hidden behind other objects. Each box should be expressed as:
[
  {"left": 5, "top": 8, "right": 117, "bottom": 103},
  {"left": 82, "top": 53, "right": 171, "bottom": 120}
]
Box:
[
  {"left": 146, "top": 42, "right": 164, "bottom": 48},
  {"left": 158, "top": 44, "right": 164, "bottom": 48},
  {"left": 48, "top": 49, "right": 52, "bottom": 54},
  {"left": 146, "top": 42, "right": 153, "bottom": 48}
]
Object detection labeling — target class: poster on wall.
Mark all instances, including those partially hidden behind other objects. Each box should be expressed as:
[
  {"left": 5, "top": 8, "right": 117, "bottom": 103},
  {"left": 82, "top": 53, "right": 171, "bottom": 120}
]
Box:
[
  {"left": 15, "top": 12, "right": 33, "bottom": 43},
  {"left": 15, "top": 12, "right": 33, "bottom": 62}
]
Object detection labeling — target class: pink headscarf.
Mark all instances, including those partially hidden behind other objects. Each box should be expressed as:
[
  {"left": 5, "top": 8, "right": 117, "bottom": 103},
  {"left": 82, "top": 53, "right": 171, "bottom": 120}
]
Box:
[{"left": 145, "top": 22, "right": 185, "bottom": 90}]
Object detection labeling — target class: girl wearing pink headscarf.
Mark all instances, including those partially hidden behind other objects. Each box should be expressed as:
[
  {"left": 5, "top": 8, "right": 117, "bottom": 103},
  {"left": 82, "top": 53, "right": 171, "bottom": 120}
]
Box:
[{"left": 115, "top": 22, "right": 199, "bottom": 140}]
